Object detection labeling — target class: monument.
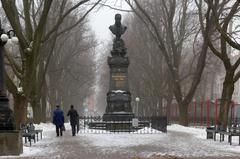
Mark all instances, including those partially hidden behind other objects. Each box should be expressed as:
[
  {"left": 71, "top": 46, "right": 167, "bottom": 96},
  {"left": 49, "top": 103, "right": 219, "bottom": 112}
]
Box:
[
  {"left": 103, "top": 14, "right": 134, "bottom": 124},
  {"left": 87, "top": 14, "right": 167, "bottom": 132}
]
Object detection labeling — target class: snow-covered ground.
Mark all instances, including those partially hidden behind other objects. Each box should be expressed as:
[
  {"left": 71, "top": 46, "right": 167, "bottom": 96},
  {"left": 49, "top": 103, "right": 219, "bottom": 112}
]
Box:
[{"left": 0, "top": 123, "right": 240, "bottom": 159}]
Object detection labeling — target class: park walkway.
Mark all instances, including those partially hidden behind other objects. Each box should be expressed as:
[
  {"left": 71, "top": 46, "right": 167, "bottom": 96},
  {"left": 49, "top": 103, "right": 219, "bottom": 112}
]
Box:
[{"left": 1, "top": 124, "right": 240, "bottom": 159}]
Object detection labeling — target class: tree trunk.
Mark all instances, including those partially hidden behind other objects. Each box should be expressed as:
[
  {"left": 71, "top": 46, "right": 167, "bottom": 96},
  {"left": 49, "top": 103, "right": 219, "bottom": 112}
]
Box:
[
  {"left": 179, "top": 103, "right": 188, "bottom": 126},
  {"left": 166, "top": 97, "right": 173, "bottom": 122},
  {"left": 219, "top": 99, "right": 232, "bottom": 128},
  {"left": 13, "top": 95, "right": 28, "bottom": 129},
  {"left": 218, "top": 72, "right": 234, "bottom": 129},
  {"left": 31, "top": 99, "right": 42, "bottom": 124},
  {"left": 41, "top": 97, "right": 47, "bottom": 123},
  {"left": 158, "top": 97, "right": 163, "bottom": 116},
  {"left": 50, "top": 104, "right": 55, "bottom": 120},
  {"left": 41, "top": 78, "right": 48, "bottom": 123}
]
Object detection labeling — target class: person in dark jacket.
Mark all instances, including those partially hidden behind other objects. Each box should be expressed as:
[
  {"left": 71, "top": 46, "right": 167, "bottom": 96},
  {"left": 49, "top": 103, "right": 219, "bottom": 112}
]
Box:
[
  {"left": 67, "top": 105, "right": 79, "bottom": 136},
  {"left": 53, "top": 105, "right": 64, "bottom": 137}
]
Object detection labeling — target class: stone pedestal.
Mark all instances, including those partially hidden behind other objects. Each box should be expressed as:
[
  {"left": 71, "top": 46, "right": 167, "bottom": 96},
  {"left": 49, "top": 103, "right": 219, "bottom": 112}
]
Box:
[
  {"left": 0, "top": 130, "right": 23, "bottom": 156},
  {"left": 103, "top": 112, "right": 134, "bottom": 121},
  {"left": 103, "top": 91, "right": 134, "bottom": 121},
  {"left": 0, "top": 95, "right": 15, "bottom": 130},
  {"left": 103, "top": 58, "right": 134, "bottom": 122}
]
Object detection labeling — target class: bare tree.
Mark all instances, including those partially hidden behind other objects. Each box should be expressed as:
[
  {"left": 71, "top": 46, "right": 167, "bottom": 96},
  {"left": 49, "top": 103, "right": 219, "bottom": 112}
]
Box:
[
  {"left": 123, "top": 14, "right": 170, "bottom": 116},
  {"left": 124, "top": 0, "right": 212, "bottom": 125},
  {"left": 1, "top": 0, "right": 101, "bottom": 127},
  {"left": 47, "top": 25, "right": 97, "bottom": 118},
  {"left": 198, "top": 0, "right": 240, "bottom": 128}
]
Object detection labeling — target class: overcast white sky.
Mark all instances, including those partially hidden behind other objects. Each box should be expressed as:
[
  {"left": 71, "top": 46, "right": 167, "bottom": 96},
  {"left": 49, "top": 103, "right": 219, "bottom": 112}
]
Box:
[{"left": 88, "top": 1, "right": 131, "bottom": 43}]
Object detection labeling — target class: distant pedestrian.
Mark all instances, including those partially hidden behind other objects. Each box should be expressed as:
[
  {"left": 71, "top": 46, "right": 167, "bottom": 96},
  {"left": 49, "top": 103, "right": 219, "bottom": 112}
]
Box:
[
  {"left": 67, "top": 105, "right": 79, "bottom": 136},
  {"left": 53, "top": 105, "right": 65, "bottom": 137}
]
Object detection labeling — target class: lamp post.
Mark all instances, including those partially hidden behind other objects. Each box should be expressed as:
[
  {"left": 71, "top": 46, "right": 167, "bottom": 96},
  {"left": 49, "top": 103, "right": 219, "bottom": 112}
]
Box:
[
  {"left": 0, "top": 20, "right": 18, "bottom": 130},
  {"left": 135, "top": 97, "right": 140, "bottom": 117}
]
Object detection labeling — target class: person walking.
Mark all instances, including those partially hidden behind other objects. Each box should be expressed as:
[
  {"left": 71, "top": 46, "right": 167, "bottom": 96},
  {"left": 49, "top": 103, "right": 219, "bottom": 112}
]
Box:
[
  {"left": 53, "top": 105, "right": 65, "bottom": 137},
  {"left": 67, "top": 105, "right": 79, "bottom": 136}
]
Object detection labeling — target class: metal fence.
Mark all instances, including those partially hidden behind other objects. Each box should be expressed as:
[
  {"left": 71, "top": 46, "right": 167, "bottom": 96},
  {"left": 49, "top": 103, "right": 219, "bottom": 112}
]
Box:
[
  {"left": 78, "top": 116, "right": 167, "bottom": 134},
  {"left": 169, "top": 100, "right": 240, "bottom": 126}
]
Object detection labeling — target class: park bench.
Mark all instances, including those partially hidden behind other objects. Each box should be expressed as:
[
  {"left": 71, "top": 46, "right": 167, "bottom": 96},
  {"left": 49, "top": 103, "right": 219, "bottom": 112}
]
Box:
[
  {"left": 21, "top": 124, "right": 36, "bottom": 146},
  {"left": 219, "top": 123, "right": 240, "bottom": 145},
  {"left": 206, "top": 125, "right": 224, "bottom": 141},
  {"left": 28, "top": 123, "right": 43, "bottom": 141},
  {"left": 20, "top": 123, "right": 43, "bottom": 146}
]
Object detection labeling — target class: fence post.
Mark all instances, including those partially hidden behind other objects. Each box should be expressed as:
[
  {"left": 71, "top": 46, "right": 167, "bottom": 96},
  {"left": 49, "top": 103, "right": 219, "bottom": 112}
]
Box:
[
  {"left": 215, "top": 99, "right": 218, "bottom": 125},
  {"left": 194, "top": 100, "right": 196, "bottom": 126},
  {"left": 200, "top": 100, "right": 203, "bottom": 126},
  {"left": 188, "top": 103, "right": 191, "bottom": 125},
  {"left": 232, "top": 101, "right": 235, "bottom": 121},
  {"left": 129, "top": 119, "right": 131, "bottom": 133},
  {"left": 84, "top": 116, "right": 86, "bottom": 133},
  {"left": 175, "top": 104, "right": 177, "bottom": 119},
  {"left": 177, "top": 105, "right": 179, "bottom": 118},
  {"left": 207, "top": 100, "right": 210, "bottom": 127},
  {"left": 170, "top": 104, "right": 172, "bottom": 118}
]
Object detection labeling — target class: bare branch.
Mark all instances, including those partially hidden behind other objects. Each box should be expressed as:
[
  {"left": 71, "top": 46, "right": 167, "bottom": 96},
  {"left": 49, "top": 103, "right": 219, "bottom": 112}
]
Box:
[
  {"left": 55, "top": 0, "right": 101, "bottom": 38},
  {"left": 98, "top": 2, "right": 133, "bottom": 12},
  {"left": 43, "top": 0, "right": 92, "bottom": 41}
]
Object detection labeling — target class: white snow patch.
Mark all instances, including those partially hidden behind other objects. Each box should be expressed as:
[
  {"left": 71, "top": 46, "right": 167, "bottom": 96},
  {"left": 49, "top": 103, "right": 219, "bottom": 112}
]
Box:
[
  {"left": 168, "top": 124, "right": 240, "bottom": 156},
  {"left": 0, "top": 123, "right": 65, "bottom": 158},
  {"left": 79, "top": 124, "right": 240, "bottom": 158},
  {"left": 1, "top": 123, "right": 240, "bottom": 158},
  {"left": 131, "top": 127, "right": 162, "bottom": 134},
  {"left": 80, "top": 132, "right": 165, "bottom": 148},
  {"left": 168, "top": 124, "right": 206, "bottom": 138},
  {"left": 111, "top": 90, "right": 126, "bottom": 93}
]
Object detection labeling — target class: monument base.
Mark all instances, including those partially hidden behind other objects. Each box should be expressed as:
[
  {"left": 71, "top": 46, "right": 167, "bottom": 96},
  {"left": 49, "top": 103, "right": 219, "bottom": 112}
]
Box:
[
  {"left": 103, "top": 112, "right": 134, "bottom": 121},
  {"left": 0, "top": 130, "right": 23, "bottom": 156},
  {"left": 102, "top": 112, "right": 134, "bottom": 131}
]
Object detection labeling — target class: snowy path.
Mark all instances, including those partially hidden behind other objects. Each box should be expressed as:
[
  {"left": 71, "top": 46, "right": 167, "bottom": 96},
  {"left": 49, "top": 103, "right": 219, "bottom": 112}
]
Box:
[{"left": 1, "top": 124, "right": 240, "bottom": 159}]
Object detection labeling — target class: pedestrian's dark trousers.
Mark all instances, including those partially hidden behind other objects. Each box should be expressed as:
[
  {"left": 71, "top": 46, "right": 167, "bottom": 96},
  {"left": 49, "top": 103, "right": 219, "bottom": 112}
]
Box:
[
  {"left": 71, "top": 124, "right": 76, "bottom": 136},
  {"left": 56, "top": 125, "right": 63, "bottom": 136}
]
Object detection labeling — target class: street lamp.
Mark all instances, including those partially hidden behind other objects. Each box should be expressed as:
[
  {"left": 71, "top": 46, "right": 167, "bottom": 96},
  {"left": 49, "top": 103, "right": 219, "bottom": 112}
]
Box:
[
  {"left": 0, "top": 21, "right": 18, "bottom": 130},
  {"left": 135, "top": 97, "right": 140, "bottom": 117}
]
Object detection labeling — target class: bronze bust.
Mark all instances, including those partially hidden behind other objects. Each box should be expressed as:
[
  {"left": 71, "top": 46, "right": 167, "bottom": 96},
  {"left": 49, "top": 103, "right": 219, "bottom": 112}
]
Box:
[
  {"left": 109, "top": 14, "right": 127, "bottom": 56},
  {"left": 109, "top": 14, "right": 127, "bottom": 41}
]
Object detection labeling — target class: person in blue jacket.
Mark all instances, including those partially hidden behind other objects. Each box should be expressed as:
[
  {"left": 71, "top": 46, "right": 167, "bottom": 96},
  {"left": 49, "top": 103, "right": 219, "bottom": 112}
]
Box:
[{"left": 53, "top": 105, "right": 64, "bottom": 137}]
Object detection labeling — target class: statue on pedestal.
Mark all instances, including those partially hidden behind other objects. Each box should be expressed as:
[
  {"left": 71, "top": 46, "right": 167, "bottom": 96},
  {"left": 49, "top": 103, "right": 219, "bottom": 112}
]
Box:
[
  {"left": 109, "top": 14, "right": 127, "bottom": 56},
  {"left": 103, "top": 13, "right": 134, "bottom": 123}
]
